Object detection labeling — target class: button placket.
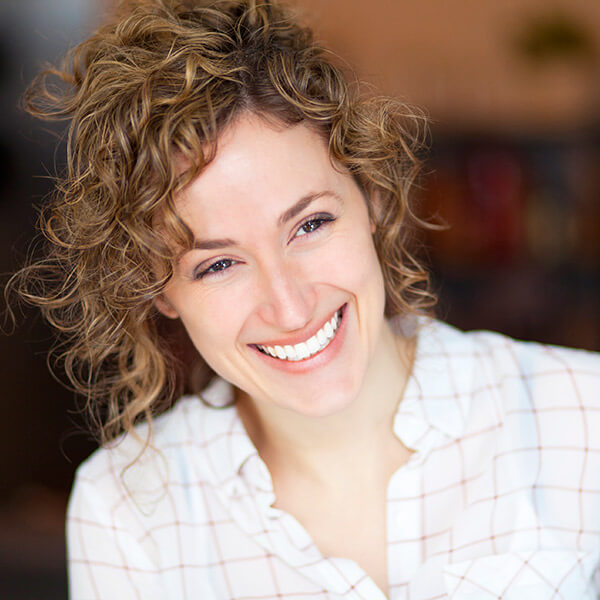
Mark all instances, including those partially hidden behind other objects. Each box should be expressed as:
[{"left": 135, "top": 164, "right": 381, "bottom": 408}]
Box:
[{"left": 387, "top": 456, "right": 426, "bottom": 593}]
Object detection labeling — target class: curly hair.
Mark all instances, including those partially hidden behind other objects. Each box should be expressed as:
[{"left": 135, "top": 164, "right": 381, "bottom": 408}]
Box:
[{"left": 7, "top": 0, "right": 435, "bottom": 443}]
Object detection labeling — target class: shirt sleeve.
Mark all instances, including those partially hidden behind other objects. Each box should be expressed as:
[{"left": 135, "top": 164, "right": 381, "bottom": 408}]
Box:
[{"left": 67, "top": 470, "right": 166, "bottom": 600}]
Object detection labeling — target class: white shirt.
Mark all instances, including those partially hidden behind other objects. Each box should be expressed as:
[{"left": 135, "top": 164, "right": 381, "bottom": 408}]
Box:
[{"left": 67, "top": 318, "right": 600, "bottom": 599}]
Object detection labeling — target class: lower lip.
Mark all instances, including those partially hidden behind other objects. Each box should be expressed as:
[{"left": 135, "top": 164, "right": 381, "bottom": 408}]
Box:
[{"left": 250, "top": 304, "right": 348, "bottom": 374}]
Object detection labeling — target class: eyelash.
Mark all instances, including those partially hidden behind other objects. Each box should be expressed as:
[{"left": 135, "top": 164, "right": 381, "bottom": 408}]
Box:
[
  {"left": 194, "top": 258, "right": 236, "bottom": 280},
  {"left": 194, "top": 212, "right": 336, "bottom": 280},
  {"left": 293, "top": 213, "right": 336, "bottom": 239}
]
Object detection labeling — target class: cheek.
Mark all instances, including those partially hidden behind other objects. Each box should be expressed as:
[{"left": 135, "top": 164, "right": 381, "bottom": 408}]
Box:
[
  {"left": 175, "top": 292, "right": 242, "bottom": 359},
  {"left": 318, "top": 228, "right": 384, "bottom": 296}
]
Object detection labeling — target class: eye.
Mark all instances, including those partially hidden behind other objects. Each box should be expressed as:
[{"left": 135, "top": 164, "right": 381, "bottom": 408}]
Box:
[
  {"left": 194, "top": 258, "right": 237, "bottom": 280},
  {"left": 294, "top": 213, "right": 336, "bottom": 238}
]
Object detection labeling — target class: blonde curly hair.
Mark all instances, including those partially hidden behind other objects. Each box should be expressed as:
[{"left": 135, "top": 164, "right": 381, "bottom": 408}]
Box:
[{"left": 7, "top": 0, "right": 434, "bottom": 443}]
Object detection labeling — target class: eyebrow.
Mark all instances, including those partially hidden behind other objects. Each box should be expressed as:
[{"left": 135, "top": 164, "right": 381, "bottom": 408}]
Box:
[
  {"left": 277, "top": 191, "right": 337, "bottom": 226},
  {"left": 187, "top": 190, "right": 341, "bottom": 253},
  {"left": 190, "top": 238, "right": 237, "bottom": 251}
]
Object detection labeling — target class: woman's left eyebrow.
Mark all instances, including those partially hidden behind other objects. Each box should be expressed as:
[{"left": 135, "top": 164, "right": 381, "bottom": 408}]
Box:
[{"left": 277, "top": 190, "right": 342, "bottom": 226}]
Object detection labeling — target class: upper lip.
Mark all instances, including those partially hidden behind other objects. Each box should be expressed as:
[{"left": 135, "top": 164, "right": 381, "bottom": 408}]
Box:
[{"left": 251, "top": 304, "right": 344, "bottom": 348}]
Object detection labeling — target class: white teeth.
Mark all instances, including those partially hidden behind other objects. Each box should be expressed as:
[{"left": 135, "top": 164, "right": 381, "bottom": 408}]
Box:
[
  {"left": 306, "top": 336, "right": 319, "bottom": 354},
  {"left": 256, "top": 308, "right": 343, "bottom": 361},
  {"left": 295, "top": 342, "right": 310, "bottom": 360},
  {"left": 317, "top": 329, "right": 326, "bottom": 346}
]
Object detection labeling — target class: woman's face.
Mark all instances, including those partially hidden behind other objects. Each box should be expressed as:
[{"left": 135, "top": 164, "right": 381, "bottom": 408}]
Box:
[{"left": 156, "top": 113, "right": 388, "bottom": 418}]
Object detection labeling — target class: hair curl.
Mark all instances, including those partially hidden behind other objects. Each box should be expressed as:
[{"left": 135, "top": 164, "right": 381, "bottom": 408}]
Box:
[{"left": 6, "top": 0, "right": 435, "bottom": 443}]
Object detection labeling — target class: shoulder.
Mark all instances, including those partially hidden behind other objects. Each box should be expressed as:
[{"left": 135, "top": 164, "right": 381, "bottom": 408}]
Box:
[
  {"left": 69, "top": 387, "right": 235, "bottom": 525},
  {"left": 420, "top": 317, "right": 600, "bottom": 406},
  {"left": 77, "top": 376, "right": 236, "bottom": 474},
  {"left": 414, "top": 318, "right": 600, "bottom": 457},
  {"left": 470, "top": 324, "right": 599, "bottom": 411},
  {"left": 66, "top": 381, "right": 242, "bottom": 588},
  {"left": 74, "top": 395, "right": 202, "bottom": 485}
]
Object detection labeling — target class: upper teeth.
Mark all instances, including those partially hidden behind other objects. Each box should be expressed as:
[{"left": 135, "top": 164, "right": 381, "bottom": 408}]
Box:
[{"left": 257, "top": 309, "right": 342, "bottom": 361}]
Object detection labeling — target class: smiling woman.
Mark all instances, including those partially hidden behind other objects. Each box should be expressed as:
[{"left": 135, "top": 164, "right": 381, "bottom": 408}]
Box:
[
  {"left": 6, "top": 0, "right": 600, "bottom": 599},
  {"left": 155, "top": 117, "right": 394, "bottom": 421}
]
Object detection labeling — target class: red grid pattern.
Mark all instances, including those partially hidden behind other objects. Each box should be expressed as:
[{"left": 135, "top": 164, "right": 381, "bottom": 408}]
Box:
[{"left": 67, "top": 319, "right": 600, "bottom": 599}]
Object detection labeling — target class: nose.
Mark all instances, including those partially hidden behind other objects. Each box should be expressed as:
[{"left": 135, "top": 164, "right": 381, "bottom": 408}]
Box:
[{"left": 255, "top": 258, "right": 316, "bottom": 331}]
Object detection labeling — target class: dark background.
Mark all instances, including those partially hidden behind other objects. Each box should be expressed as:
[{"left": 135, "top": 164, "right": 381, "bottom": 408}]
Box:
[{"left": 1, "top": 1, "right": 599, "bottom": 598}]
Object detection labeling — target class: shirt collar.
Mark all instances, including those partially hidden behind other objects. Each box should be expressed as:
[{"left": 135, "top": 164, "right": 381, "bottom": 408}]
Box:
[
  {"left": 195, "top": 377, "right": 258, "bottom": 494},
  {"left": 393, "top": 317, "right": 474, "bottom": 446}
]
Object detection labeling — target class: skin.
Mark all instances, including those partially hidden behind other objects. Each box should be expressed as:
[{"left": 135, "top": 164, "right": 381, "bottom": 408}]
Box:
[{"left": 155, "top": 113, "right": 414, "bottom": 594}]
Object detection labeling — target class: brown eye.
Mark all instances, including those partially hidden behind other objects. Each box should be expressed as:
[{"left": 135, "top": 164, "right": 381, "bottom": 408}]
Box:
[
  {"left": 295, "top": 214, "right": 336, "bottom": 238},
  {"left": 195, "top": 258, "right": 236, "bottom": 279}
]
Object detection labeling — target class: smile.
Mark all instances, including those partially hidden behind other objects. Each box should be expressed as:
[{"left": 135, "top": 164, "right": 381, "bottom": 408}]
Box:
[{"left": 255, "top": 307, "right": 343, "bottom": 361}]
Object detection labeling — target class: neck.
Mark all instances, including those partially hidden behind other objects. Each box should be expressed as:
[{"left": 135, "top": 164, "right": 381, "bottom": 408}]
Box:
[{"left": 237, "top": 319, "right": 415, "bottom": 484}]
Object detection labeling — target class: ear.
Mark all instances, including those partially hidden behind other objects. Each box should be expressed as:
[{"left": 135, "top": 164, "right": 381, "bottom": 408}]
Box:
[
  {"left": 154, "top": 294, "right": 180, "bottom": 319},
  {"left": 369, "top": 190, "right": 383, "bottom": 234},
  {"left": 370, "top": 215, "right": 376, "bottom": 235}
]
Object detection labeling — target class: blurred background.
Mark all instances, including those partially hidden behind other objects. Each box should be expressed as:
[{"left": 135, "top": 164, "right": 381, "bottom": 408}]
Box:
[{"left": 1, "top": 0, "right": 599, "bottom": 597}]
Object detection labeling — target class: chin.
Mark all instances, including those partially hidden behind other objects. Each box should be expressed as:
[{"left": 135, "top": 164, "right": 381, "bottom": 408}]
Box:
[{"left": 277, "top": 379, "right": 362, "bottom": 419}]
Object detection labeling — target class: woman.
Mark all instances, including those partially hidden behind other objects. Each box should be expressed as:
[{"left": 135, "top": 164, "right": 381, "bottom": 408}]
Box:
[{"left": 9, "top": 0, "right": 600, "bottom": 598}]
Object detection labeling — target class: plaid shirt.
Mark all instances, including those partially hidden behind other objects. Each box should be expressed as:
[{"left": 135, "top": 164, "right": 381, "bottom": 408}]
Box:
[{"left": 67, "top": 318, "right": 600, "bottom": 599}]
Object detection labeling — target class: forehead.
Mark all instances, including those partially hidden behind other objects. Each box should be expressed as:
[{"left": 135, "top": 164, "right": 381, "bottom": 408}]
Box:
[{"left": 174, "top": 115, "right": 345, "bottom": 226}]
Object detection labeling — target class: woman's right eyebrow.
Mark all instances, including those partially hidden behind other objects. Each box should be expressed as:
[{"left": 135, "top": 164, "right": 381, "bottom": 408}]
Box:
[
  {"left": 175, "top": 237, "right": 236, "bottom": 263},
  {"left": 191, "top": 238, "right": 237, "bottom": 250}
]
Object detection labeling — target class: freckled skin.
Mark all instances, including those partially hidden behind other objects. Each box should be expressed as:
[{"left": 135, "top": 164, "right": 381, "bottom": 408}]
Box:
[{"left": 157, "top": 114, "right": 391, "bottom": 420}]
